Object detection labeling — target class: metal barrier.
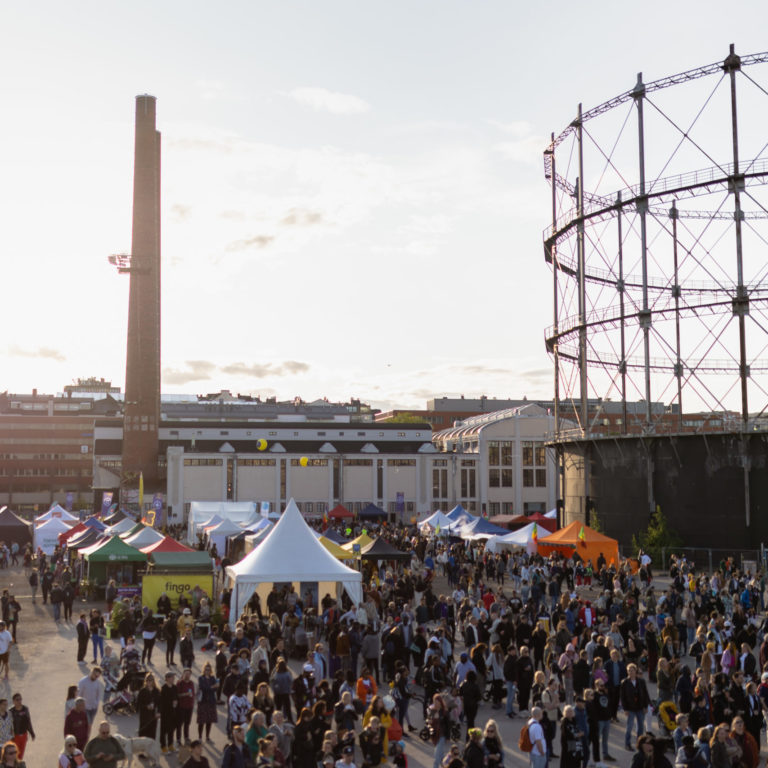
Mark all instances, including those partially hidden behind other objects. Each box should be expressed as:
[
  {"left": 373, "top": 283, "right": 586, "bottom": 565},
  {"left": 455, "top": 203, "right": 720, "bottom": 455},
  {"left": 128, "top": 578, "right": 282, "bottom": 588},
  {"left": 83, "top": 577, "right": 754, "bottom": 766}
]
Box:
[{"left": 618, "top": 545, "right": 766, "bottom": 574}]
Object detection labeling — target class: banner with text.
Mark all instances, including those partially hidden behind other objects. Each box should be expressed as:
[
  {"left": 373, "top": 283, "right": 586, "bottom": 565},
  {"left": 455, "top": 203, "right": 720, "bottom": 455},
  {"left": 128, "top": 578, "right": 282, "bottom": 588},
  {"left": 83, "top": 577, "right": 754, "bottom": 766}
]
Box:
[{"left": 141, "top": 573, "right": 214, "bottom": 611}]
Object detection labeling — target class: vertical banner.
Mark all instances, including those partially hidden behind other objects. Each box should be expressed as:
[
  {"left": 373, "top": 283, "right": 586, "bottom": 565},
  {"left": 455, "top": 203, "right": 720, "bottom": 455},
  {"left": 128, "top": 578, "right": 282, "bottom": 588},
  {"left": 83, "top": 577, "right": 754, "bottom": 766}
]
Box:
[
  {"left": 260, "top": 501, "right": 270, "bottom": 518},
  {"left": 151, "top": 493, "right": 163, "bottom": 527},
  {"left": 65, "top": 492, "right": 74, "bottom": 512},
  {"left": 139, "top": 472, "right": 144, "bottom": 511},
  {"left": 101, "top": 491, "right": 114, "bottom": 517},
  {"left": 396, "top": 492, "right": 404, "bottom": 517}
]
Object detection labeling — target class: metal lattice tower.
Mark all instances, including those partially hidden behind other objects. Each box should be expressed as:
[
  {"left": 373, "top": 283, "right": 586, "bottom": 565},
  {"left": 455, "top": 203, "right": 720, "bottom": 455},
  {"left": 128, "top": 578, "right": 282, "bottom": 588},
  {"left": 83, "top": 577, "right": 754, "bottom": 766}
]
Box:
[{"left": 544, "top": 46, "right": 768, "bottom": 442}]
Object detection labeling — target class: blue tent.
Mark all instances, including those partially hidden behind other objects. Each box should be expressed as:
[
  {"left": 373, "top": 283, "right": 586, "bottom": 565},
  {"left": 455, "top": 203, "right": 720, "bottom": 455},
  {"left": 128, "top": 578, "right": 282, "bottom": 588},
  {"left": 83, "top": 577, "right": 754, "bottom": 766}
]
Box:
[
  {"left": 358, "top": 503, "right": 387, "bottom": 519},
  {"left": 84, "top": 517, "right": 107, "bottom": 531},
  {"left": 446, "top": 504, "right": 475, "bottom": 527},
  {"left": 459, "top": 516, "right": 508, "bottom": 538},
  {"left": 322, "top": 528, "right": 349, "bottom": 544}
]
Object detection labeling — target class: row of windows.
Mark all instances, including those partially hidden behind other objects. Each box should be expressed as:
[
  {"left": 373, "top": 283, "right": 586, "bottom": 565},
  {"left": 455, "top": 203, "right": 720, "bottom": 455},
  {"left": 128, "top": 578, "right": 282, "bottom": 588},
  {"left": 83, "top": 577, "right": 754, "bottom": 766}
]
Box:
[
  {"left": 489, "top": 468, "right": 514, "bottom": 488},
  {"left": 0, "top": 452, "right": 90, "bottom": 461},
  {"left": 290, "top": 458, "right": 328, "bottom": 467},
  {"left": 238, "top": 459, "right": 276, "bottom": 467},
  {"left": 184, "top": 458, "right": 223, "bottom": 467},
  {"left": 0, "top": 468, "right": 89, "bottom": 477},
  {"left": 0, "top": 437, "right": 92, "bottom": 445},
  {"left": 0, "top": 422, "right": 94, "bottom": 430}
]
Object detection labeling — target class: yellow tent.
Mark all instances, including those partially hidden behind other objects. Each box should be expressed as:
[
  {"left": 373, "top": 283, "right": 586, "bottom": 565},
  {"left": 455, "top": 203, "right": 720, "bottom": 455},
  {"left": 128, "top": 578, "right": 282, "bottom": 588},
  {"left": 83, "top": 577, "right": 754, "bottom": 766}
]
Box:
[
  {"left": 319, "top": 536, "right": 359, "bottom": 560},
  {"left": 342, "top": 533, "right": 373, "bottom": 552}
]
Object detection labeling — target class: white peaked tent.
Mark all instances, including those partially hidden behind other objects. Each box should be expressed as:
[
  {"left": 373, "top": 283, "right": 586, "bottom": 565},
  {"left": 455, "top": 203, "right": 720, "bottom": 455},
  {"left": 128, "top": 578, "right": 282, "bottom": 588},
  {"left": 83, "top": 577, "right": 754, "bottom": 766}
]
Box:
[
  {"left": 204, "top": 518, "right": 243, "bottom": 555},
  {"left": 227, "top": 498, "right": 363, "bottom": 618},
  {"left": 35, "top": 504, "right": 79, "bottom": 525},
  {"left": 123, "top": 526, "right": 165, "bottom": 550},
  {"left": 418, "top": 510, "right": 455, "bottom": 534},
  {"left": 187, "top": 502, "right": 257, "bottom": 543},
  {"left": 544, "top": 509, "right": 557, "bottom": 519},
  {"left": 106, "top": 517, "right": 137, "bottom": 536},
  {"left": 484, "top": 522, "right": 539, "bottom": 554},
  {"left": 34, "top": 517, "right": 73, "bottom": 554}
]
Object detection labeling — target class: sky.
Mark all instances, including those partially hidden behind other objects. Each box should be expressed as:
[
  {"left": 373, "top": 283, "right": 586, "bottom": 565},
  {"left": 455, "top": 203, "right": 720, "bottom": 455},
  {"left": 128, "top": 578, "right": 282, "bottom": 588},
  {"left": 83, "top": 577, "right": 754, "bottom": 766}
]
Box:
[{"left": 1, "top": 2, "right": 768, "bottom": 412}]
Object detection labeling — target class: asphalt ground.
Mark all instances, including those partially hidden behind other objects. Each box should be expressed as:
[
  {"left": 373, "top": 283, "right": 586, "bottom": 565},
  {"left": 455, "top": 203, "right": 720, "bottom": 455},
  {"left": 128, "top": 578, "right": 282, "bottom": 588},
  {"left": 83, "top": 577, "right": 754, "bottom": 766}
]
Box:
[{"left": 1, "top": 563, "right": 680, "bottom": 768}]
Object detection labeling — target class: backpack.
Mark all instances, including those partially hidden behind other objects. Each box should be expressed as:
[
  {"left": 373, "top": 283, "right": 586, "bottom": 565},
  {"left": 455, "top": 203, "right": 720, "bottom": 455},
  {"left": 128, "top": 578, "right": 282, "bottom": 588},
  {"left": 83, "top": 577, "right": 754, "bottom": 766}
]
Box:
[{"left": 518, "top": 723, "right": 534, "bottom": 752}]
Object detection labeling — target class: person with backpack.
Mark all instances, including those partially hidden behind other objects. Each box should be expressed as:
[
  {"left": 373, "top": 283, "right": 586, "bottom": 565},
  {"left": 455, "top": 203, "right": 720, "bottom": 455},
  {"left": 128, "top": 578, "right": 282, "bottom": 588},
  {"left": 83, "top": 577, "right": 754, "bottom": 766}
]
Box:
[{"left": 520, "top": 706, "right": 546, "bottom": 768}]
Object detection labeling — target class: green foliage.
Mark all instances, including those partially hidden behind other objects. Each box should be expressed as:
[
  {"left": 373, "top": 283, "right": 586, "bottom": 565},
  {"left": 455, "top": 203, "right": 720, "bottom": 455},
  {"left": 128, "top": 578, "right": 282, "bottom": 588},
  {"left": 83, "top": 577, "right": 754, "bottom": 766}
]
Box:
[
  {"left": 110, "top": 599, "right": 128, "bottom": 630},
  {"left": 635, "top": 506, "right": 682, "bottom": 565},
  {"left": 589, "top": 510, "right": 604, "bottom": 533}
]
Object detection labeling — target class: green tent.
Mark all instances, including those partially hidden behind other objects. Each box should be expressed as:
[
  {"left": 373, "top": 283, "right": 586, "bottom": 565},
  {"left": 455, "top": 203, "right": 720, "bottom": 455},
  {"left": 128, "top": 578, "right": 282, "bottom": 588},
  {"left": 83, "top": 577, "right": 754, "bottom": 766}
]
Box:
[
  {"left": 84, "top": 535, "right": 147, "bottom": 586},
  {"left": 148, "top": 551, "right": 213, "bottom": 571}
]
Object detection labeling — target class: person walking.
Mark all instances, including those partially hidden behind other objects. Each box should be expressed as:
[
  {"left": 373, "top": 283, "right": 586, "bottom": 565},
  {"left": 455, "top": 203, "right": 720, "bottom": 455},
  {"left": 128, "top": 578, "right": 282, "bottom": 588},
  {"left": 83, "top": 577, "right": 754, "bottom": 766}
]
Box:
[
  {"left": 526, "top": 707, "right": 547, "bottom": 768},
  {"left": 196, "top": 662, "right": 218, "bottom": 743},
  {"left": 89, "top": 610, "right": 105, "bottom": 664},
  {"left": 619, "top": 663, "right": 650, "bottom": 751},
  {"left": 64, "top": 698, "right": 90, "bottom": 750},
  {"left": 176, "top": 668, "right": 195, "bottom": 747},
  {"left": 83, "top": 720, "right": 125, "bottom": 768},
  {"left": 77, "top": 667, "right": 104, "bottom": 726},
  {"left": 0, "top": 624, "right": 12, "bottom": 680},
  {"left": 10, "top": 693, "right": 35, "bottom": 760}
]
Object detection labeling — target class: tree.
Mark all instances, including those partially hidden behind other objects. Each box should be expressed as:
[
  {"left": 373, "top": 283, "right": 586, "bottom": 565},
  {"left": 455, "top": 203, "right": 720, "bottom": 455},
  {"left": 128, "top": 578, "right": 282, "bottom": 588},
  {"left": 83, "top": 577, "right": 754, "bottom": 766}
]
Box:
[{"left": 633, "top": 506, "right": 682, "bottom": 568}]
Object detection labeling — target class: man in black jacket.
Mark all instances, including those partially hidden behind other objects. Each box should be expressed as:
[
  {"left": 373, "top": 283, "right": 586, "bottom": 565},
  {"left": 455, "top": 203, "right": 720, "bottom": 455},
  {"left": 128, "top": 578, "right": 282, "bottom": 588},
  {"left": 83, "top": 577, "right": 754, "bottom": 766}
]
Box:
[
  {"left": 503, "top": 645, "right": 518, "bottom": 717},
  {"left": 76, "top": 613, "right": 90, "bottom": 662},
  {"left": 619, "top": 663, "right": 650, "bottom": 750}
]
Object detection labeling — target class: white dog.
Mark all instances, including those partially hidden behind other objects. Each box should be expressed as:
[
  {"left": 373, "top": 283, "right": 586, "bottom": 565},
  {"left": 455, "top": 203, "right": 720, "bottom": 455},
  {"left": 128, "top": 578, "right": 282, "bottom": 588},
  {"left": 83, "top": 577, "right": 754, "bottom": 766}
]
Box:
[{"left": 112, "top": 733, "right": 162, "bottom": 767}]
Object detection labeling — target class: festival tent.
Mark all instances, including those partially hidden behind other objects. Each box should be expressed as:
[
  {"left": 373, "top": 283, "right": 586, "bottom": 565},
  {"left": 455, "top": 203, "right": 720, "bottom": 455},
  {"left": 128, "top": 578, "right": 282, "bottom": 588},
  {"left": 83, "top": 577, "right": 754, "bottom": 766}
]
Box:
[
  {"left": 358, "top": 503, "right": 387, "bottom": 519},
  {"left": 328, "top": 504, "right": 353, "bottom": 519},
  {"left": 485, "top": 523, "right": 539, "bottom": 554},
  {"left": 544, "top": 509, "right": 557, "bottom": 519},
  {"left": 33, "top": 517, "right": 73, "bottom": 554},
  {"left": 83, "top": 517, "right": 107, "bottom": 532},
  {"left": 493, "top": 512, "right": 557, "bottom": 534},
  {"left": 102, "top": 508, "right": 128, "bottom": 525},
  {"left": 418, "top": 511, "right": 454, "bottom": 533},
  {"left": 318, "top": 536, "right": 358, "bottom": 560},
  {"left": 34, "top": 504, "right": 79, "bottom": 525},
  {"left": 120, "top": 522, "right": 146, "bottom": 540},
  {"left": 124, "top": 526, "right": 165, "bottom": 550},
  {"left": 243, "top": 526, "right": 273, "bottom": 555},
  {"left": 227, "top": 498, "right": 363, "bottom": 617},
  {"left": 239, "top": 517, "right": 271, "bottom": 533},
  {"left": 359, "top": 537, "right": 412, "bottom": 562},
  {"left": 446, "top": 505, "right": 475, "bottom": 526},
  {"left": 342, "top": 532, "right": 373, "bottom": 552},
  {"left": 106, "top": 517, "right": 137, "bottom": 536},
  {"left": 59, "top": 521, "right": 87, "bottom": 546},
  {"left": 321, "top": 528, "right": 348, "bottom": 545},
  {"left": 526, "top": 511, "right": 557, "bottom": 533},
  {"left": 187, "top": 502, "right": 258, "bottom": 544},
  {"left": 140, "top": 536, "right": 194, "bottom": 554},
  {"left": 83, "top": 535, "right": 147, "bottom": 583},
  {"left": 0, "top": 507, "right": 33, "bottom": 548},
  {"left": 536, "top": 521, "right": 620, "bottom": 566},
  {"left": 203, "top": 518, "right": 242, "bottom": 555},
  {"left": 67, "top": 527, "right": 106, "bottom": 550},
  {"left": 459, "top": 516, "right": 509, "bottom": 539}
]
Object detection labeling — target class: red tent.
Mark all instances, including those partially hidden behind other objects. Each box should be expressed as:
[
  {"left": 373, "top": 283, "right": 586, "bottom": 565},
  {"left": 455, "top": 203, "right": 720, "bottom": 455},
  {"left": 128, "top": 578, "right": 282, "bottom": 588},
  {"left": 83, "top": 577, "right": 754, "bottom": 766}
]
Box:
[
  {"left": 526, "top": 511, "right": 557, "bottom": 533},
  {"left": 59, "top": 521, "right": 87, "bottom": 546},
  {"left": 140, "top": 536, "right": 194, "bottom": 554},
  {"left": 328, "top": 505, "right": 353, "bottom": 519},
  {"left": 492, "top": 513, "right": 557, "bottom": 533}
]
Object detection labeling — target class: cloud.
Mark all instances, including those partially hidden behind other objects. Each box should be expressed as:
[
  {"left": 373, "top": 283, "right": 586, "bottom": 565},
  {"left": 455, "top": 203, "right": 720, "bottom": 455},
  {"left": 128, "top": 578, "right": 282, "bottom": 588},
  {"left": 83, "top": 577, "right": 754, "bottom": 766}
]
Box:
[
  {"left": 289, "top": 87, "right": 370, "bottom": 115},
  {"left": 281, "top": 208, "right": 324, "bottom": 227},
  {"left": 162, "top": 360, "right": 216, "bottom": 385},
  {"left": 220, "top": 360, "right": 310, "bottom": 378},
  {"left": 457, "top": 364, "right": 510, "bottom": 376},
  {"left": 226, "top": 235, "right": 275, "bottom": 251},
  {"left": 8, "top": 345, "right": 65, "bottom": 362}
]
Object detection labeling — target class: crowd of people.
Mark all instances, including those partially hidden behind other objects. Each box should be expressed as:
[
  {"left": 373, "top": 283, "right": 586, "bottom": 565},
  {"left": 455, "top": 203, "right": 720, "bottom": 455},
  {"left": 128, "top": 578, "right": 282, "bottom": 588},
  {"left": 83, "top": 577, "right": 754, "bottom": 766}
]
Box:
[{"left": 3, "top": 520, "right": 768, "bottom": 768}]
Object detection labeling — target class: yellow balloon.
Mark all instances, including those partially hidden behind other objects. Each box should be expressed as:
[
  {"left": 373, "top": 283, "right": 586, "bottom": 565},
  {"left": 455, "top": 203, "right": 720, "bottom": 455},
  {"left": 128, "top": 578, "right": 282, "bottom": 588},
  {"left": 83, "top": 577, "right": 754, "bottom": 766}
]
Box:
[
  {"left": 257, "top": 439, "right": 268, "bottom": 451},
  {"left": 299, "top": 456, "right": 309, "bottom": 467}
]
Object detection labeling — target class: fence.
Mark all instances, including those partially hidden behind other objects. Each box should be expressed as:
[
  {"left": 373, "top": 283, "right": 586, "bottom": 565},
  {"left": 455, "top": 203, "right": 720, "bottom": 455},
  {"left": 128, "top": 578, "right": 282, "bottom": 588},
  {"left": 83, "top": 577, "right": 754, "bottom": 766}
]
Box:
[{"left": 618, "top": 545, "right": 766, "bottom": 575}]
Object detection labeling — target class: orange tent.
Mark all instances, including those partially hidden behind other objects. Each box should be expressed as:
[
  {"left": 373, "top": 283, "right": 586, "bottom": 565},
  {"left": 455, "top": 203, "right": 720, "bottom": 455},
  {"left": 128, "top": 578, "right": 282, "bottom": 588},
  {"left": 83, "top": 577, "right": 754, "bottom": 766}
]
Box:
[{"left": 536, "top": 520, "right": 619, "bottom": 566}]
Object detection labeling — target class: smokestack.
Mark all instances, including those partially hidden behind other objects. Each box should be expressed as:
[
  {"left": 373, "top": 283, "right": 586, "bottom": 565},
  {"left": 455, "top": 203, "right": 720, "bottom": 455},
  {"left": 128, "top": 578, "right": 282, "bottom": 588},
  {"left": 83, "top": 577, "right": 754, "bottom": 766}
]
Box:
[{"left": 122, "top": 94, "right": 161, "bottom": 488}]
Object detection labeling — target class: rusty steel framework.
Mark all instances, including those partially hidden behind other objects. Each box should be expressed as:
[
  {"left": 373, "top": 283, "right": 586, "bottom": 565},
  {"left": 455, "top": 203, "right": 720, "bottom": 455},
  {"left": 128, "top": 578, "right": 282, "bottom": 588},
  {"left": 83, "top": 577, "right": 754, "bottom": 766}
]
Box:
[{"left": 544, "top": 46, "right": 768, "bottom": 441}]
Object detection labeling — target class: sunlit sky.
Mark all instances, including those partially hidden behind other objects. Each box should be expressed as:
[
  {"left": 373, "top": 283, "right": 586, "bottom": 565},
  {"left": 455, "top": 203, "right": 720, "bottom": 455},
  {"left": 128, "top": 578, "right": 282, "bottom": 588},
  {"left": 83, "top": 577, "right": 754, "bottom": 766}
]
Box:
[{"left": 1, "top": 2, "right": 767, "bottom": 411}]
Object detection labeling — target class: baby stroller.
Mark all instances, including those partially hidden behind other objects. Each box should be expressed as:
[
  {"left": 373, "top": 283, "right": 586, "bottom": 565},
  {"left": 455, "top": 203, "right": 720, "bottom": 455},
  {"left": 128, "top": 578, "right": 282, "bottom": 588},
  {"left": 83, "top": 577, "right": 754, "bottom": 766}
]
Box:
[{"left": 103, "top": 687, "right": 136, "bottom": 715}]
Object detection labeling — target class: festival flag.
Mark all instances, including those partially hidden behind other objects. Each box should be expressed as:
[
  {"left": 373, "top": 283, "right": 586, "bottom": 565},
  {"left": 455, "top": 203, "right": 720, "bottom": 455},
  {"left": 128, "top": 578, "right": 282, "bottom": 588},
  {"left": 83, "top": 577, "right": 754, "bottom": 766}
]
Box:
[
  {"left": 138, "top": 471, "right": 144, "bottom": 511},
  {"left": 578, "top": 524, "right": 586, "bottom": 543},
  {"left": 435, "top": 524, "right": 441, "bottom": 535},
  {"left": 531, "top": 523, "right": 538, "bottom": 541}
]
